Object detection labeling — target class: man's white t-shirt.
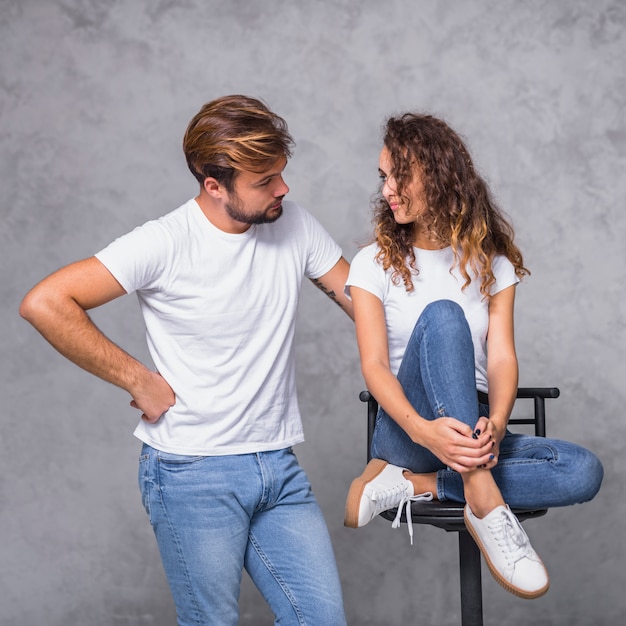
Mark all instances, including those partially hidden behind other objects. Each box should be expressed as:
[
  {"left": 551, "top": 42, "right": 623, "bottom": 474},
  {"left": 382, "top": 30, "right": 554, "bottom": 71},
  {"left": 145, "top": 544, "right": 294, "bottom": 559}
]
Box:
[
  {"left": 96, "top": 199, "right": 341, "bottom": 455},
  {"left": 345, "top": 244, "right": 519, "bottom": 392}
]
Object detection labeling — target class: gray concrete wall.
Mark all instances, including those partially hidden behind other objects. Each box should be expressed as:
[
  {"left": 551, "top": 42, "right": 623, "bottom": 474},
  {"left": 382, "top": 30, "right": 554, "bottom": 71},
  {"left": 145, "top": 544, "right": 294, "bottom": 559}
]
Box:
[{"left": 2, "top": 0, "right": 624, "bottom": 624}]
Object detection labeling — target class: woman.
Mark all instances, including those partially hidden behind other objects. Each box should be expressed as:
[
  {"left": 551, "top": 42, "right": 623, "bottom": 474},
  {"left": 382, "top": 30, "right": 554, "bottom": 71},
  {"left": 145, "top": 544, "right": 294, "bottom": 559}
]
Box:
[{"left": 343, "top": 113, "right": 603, "bottom": 600}]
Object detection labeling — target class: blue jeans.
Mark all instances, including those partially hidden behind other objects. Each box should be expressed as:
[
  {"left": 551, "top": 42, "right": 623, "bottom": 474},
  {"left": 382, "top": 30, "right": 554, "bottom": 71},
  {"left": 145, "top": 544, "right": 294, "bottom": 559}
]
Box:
[
  {"left": 371, "top": 300, "right": 603, "bottom": 509},
  {"left": 139, "top": 444, "right": 346, "bottom": 626}
]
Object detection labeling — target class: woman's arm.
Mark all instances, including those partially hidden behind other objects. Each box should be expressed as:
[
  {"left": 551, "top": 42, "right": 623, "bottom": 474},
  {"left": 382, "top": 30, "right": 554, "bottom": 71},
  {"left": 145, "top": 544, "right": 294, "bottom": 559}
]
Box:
[
  {"left": 352, "top": 286, "right": 493, "bottom": 472},
  {"left": 352, "top": 286, "right": 421, "bottom": 436},
  {"left": 480, "top": 284, "right": 519, "bottom": 457}
]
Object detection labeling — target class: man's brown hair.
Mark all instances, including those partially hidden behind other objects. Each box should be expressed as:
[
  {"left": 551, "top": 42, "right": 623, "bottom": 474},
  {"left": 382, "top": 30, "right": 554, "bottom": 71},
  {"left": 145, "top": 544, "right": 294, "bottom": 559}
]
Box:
[{"left": 183, "top": 95, "right": 294, "bottom": 191}]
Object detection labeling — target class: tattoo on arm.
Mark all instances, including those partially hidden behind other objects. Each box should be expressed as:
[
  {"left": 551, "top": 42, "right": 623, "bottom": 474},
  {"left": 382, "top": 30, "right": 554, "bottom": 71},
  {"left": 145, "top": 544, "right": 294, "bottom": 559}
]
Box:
[{"left": 310, "top": 277, "right": 342, "bottom": 308}]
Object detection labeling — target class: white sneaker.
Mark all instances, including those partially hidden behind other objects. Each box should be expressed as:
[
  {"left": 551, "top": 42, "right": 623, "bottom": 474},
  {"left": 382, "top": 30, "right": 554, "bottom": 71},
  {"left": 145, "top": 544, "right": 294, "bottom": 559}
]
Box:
[
  {"left": 344, "top": 459, "right": 433, "bottom": 544},
  {"left": 464, "top": 503, "right": 550, "bottom": 599}
]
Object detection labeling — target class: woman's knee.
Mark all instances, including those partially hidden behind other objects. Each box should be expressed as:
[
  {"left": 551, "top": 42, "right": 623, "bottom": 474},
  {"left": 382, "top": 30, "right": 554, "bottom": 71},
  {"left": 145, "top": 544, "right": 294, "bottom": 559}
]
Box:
[
  {"left": 555, "top": 442, "right": 604, "bottom": 505},
  {"left": 416, "top": 299, "right": 471, "bottom": 346},
  {"left": 421, "top": 300, "right": 468, "bottom": 330},
  {"left": 422, "top": 299, "right": 463, "bottom": 319},
  {"left": 574, "top": 448, "right": 604, "bottom": 503}
]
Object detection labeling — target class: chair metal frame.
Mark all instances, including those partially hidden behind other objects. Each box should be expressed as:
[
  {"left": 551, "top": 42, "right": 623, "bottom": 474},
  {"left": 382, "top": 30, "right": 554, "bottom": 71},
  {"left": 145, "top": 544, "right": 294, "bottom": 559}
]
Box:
[{"left": 360, "top": 387, "right": 559, "bottom": 626}]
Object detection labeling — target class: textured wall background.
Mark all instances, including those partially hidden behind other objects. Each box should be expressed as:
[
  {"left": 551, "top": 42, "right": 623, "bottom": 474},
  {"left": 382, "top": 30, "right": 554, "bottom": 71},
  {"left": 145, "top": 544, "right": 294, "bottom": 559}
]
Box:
[{"left": 2, "top": 0, "right": 625, "bottom": 624}]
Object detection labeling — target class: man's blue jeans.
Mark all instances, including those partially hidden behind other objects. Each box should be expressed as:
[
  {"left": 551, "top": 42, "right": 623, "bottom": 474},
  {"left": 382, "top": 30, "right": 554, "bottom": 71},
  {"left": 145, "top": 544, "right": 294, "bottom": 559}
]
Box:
[
  {"left": 371, "top": 299, "right": 603, "bottom": 509},
  {"left": 139, "top": 444, "right": 346, "bottom": 626}
]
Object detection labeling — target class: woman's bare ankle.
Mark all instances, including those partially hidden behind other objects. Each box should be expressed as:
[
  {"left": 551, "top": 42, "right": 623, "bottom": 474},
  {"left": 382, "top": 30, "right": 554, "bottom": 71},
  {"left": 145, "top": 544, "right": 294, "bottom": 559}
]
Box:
[
  {"left": 465, "top": 497, "right": 506, "bottom": 519},
  {"left": 463, "top": 471, "right": 505, "bottom": 518},
  {"left": 404, "top": 471, "right": 438, "bottom": 499}
]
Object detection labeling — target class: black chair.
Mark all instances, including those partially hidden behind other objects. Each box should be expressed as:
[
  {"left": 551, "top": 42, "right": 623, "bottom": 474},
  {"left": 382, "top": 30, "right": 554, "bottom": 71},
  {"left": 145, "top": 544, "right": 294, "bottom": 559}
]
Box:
[{"left": 360, "top": 387, "right": 559, "bottom": 626}]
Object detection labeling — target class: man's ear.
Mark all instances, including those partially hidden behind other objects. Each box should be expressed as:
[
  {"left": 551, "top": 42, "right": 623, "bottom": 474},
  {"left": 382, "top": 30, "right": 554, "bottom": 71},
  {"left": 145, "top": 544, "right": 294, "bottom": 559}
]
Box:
[{"left": 203, "top": 177, "right": 223, "bottom": 199}]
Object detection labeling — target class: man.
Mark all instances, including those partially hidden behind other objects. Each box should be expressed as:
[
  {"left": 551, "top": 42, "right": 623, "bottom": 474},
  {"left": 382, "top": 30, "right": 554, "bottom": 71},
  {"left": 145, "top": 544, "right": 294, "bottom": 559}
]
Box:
[{"left": 20, "top": 95, "right": 352, "bottom": 625}]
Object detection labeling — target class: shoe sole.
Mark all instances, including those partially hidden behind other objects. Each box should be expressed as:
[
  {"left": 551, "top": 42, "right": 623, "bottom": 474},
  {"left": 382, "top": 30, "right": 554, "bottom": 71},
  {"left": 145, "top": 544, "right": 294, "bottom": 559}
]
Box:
[
  {"left": 344, "top": 459, "right": 389, "bottom": 528},
  {"left": 463, "top": 507, "right": 550, "bottom": 600}
]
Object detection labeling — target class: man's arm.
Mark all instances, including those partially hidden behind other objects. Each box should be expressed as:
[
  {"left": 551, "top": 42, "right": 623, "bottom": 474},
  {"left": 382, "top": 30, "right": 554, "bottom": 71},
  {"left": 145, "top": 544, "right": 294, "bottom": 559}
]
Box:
[
  {"left": 19, "top": 256, "right": 175, "bottom": 422},
  {"left": 309, "top": 256, "right": 354, "bottom": 320}
]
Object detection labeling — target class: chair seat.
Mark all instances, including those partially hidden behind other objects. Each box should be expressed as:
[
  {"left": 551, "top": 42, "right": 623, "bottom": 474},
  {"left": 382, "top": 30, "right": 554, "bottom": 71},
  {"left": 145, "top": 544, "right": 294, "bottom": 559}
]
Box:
[{"left": 380, "top": 501, "right": 547, "bottom": 532}]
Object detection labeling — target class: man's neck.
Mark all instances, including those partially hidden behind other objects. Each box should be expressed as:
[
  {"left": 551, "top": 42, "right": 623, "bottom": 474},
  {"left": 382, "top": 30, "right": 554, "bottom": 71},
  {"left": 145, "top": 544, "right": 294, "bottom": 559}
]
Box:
[{"left": 195, "top": 191, "right": 251, "bottom": 234}]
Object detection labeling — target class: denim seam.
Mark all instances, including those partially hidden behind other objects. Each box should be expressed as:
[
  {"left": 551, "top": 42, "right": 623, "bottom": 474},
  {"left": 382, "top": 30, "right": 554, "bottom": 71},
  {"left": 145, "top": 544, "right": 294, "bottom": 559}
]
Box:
[
  {"left": 435, "top": 471, "right": 446, "bottom": 501},
  {"left": 155, "top": 458, "right": 205, "bottom": 625},
  {"left": 248, "top": 531, "right": 306, "bottom": 625},
  {"left": 420, "top": 328, "right": 447, "bottom": 417},
  {"left": 138, "top": 455, "right": 152, "bottom": 521},
  {"left": 255, "top": 452, "right": 273, "bottom": 512},
  {"left": 493, "top": 458, "right": 557, "bottom": 467},
  {"left": 499, "top": 442, "right": 560, "bottom": 461}
]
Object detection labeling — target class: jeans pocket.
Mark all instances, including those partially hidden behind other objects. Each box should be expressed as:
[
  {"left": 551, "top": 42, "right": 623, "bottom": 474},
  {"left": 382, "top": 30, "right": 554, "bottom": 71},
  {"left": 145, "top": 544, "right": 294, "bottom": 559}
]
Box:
[
  {"left": 156, "top": 451, "right": 205, "bottom": 465},
  {"left": 138, "top": 453, "right": 152, "bottom": 521}
]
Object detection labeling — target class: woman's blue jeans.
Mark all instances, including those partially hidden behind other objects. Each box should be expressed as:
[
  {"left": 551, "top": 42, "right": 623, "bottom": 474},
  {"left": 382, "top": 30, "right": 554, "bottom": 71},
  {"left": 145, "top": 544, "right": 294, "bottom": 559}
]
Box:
[
  {"left": 139, "top": 444, "right": 346, "bottom": 626},
  {"left": 371, "top": 300, "right": 603, "bottom": 509}
]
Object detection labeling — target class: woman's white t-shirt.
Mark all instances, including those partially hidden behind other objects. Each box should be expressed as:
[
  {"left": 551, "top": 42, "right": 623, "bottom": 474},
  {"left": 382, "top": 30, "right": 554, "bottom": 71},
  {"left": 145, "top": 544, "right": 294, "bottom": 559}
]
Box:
[
  {"left": 345, "top": 244, "right": 519, "bottom": 392},
  {"left": 96, "top": 199, "right": 341, "bottom": 455}
]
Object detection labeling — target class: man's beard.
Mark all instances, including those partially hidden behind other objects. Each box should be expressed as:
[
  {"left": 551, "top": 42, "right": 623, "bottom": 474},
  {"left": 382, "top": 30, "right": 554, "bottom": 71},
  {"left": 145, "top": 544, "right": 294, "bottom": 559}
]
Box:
[{"left": 225, "top": 194, "right": 284, "bottom": 225}]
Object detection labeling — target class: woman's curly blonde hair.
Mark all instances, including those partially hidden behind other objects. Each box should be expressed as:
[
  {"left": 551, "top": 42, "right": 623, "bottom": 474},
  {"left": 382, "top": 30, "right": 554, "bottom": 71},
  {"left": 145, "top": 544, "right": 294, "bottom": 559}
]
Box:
[{"left": 373, "top": 113, "right": 529, "bottom": 297}]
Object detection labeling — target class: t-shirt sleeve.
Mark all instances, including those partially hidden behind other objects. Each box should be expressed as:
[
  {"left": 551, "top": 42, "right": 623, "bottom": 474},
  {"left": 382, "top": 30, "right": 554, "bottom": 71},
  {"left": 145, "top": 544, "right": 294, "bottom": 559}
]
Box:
[
  {"left": 94, "top": 220, "right": 171, "bottom": 294},
  {"left": 344, "top": 246, "right": 385, "bottom": 301},
  {"left": 490, "top": 255, "right": 520, "bottom": 295},
  {"left": 298, "top": 207, "right": 343, "bottom": 279}
]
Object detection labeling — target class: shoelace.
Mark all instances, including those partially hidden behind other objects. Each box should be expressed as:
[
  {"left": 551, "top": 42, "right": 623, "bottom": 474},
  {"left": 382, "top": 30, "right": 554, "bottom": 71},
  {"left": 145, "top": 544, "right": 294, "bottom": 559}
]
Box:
[
  {"left": 372, "top": 483, "right": 410, "bottom": 516},
  {"left": 391, "top": 492, "right": 434, "bottom": 545},
  {"left": 489, "top": 509, "right": 532, "bottom": 567}
]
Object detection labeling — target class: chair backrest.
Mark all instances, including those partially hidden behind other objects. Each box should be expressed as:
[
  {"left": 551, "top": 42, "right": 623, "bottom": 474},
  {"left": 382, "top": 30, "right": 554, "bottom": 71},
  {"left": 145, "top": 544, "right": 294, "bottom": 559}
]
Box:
[
  {"left": 507, "top": 387, "right": 560, "bottom": 436},
  {"left": 360, "top": 387, "right": 559, "bottom": 462}
]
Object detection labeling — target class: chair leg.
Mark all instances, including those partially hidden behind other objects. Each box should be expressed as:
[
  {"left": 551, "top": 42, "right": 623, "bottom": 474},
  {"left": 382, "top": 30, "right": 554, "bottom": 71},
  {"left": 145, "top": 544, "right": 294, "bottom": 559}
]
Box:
[{"left": 458, "top": 530, "right": 483, "bottom": 626}]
